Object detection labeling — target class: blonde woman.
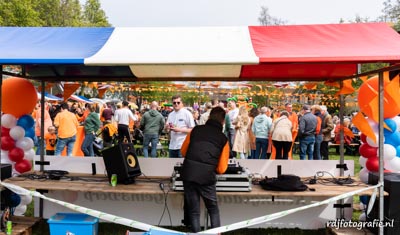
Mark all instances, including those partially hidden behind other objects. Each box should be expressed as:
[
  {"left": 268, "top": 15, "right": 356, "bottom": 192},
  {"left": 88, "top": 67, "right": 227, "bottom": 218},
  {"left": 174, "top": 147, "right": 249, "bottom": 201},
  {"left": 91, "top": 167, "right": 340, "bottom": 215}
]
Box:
[{"left": 232, "top": 106, "right": 250, "bottom": 159}]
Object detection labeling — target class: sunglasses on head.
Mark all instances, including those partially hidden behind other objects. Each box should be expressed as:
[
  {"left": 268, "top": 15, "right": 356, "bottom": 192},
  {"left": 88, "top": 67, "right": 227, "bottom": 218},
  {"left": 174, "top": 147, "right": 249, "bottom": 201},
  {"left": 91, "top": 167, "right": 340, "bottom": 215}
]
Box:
[{"left": 173, "top": 101, "right": 181, "bottom": 105}]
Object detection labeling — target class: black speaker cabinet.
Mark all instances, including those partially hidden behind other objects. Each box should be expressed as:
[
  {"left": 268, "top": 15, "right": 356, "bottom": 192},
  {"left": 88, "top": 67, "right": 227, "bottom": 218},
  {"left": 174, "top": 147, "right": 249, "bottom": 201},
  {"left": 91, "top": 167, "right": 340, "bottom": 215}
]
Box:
[
  {"left": 102, "top": 143, "right": 141, "bottom": 184},
  {"left": 367, "top": 172, "right": 400, "bottom": 235}
]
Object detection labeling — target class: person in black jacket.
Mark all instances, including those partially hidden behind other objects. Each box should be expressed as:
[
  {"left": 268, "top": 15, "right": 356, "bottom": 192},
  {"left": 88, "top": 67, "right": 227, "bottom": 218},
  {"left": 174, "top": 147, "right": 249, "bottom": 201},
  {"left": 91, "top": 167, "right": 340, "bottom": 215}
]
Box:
[{"left": 180, "top": 106, "right": 230, "bottom": 233}]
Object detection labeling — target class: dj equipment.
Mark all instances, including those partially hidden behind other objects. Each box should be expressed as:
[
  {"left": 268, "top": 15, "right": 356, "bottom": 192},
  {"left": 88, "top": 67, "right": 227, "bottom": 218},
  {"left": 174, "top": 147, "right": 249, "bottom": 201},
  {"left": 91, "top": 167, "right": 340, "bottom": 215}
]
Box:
[
  {"left": 172, "top": 160, "right": 252, "bottom": 192},
  {"left": 0, "top": 164, "right": 12, "bottom": 180},
  {"left": 368, "top": 172, "right": 400, "bottom": 235},
  {"left": 102, "top": 143, "right": 141, "bottom": 185}
]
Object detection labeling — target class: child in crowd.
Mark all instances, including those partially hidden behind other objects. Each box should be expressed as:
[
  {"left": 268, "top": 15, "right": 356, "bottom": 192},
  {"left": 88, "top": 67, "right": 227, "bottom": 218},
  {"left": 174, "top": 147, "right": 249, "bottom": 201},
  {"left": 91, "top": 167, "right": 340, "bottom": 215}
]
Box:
[{"left": 44, "top": 126, "right": 57, "bottom": 155}]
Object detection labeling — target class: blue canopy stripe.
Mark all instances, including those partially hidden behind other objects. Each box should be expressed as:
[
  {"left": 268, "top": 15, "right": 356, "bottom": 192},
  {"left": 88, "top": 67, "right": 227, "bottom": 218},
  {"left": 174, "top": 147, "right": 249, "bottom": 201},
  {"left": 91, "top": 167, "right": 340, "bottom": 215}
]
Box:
[{"left": 0, "top": 27, "right": 114, "bottom": 64}]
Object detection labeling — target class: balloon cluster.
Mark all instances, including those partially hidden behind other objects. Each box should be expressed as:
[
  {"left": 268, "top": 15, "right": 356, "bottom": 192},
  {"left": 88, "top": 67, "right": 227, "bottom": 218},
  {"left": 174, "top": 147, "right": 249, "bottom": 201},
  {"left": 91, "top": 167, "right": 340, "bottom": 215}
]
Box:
[
  {"left": 6, "top": 191, "right": 33, "bottom": 216},
  {"left": 0, "top": 77, "right": 38, "bottom": 175},
  {"left": 357, "top": 76, "right": 400, "bottom": 183}
]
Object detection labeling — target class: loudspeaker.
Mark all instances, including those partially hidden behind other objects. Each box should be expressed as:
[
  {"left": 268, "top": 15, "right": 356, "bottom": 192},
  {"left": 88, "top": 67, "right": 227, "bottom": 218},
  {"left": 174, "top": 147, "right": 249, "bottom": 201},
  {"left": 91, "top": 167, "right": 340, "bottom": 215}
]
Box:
[
  {"left": 102, "top": 143, "right": 141, "bottom": 184},
  {"left": 0, "top": 164, "right": 12, "bottom": 180},
  {"left": 367, "top": 172, "right": 400, "bottom": 235}
]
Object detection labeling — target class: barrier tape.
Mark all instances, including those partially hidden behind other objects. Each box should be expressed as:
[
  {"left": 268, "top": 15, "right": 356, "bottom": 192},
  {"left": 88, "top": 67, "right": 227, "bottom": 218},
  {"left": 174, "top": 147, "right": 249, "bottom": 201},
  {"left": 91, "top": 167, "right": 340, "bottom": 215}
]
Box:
[
  {"left": 0, "top": 181, "right": 183, "bottom": 234},
  {"left": 1, "top": 181, "right": 381, "bottom": 235},
  {"left": 201, "top": 184, "right": 381, "bottom": 234}
]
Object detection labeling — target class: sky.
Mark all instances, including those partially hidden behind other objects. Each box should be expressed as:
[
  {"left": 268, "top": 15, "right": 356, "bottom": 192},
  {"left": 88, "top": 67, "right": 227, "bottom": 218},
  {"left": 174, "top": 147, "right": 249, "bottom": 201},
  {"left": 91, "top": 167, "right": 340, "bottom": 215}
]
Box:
[{"left": 98, "top": 0, "right": 386, "bottom": 27}]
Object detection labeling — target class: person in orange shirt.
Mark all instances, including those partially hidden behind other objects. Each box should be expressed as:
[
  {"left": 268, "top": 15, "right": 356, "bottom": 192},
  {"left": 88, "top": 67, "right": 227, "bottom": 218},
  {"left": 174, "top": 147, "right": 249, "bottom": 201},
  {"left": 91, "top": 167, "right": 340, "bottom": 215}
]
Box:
[
  {"left": 54, "top": 102, "right": 79, "bottom": 156},
  {"left": 44, "top": 126, "right": 57, "bottom": 155},
  {"left": 180, "top": 106, "right": 229, "bottom": 233}
]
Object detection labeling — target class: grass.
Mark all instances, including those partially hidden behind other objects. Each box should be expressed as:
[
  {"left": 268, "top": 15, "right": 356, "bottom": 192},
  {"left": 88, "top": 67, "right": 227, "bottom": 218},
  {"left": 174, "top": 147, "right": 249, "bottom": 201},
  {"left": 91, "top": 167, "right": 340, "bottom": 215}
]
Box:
[{"left": 26, "top": 152, "right": 361, "bottom": 235}]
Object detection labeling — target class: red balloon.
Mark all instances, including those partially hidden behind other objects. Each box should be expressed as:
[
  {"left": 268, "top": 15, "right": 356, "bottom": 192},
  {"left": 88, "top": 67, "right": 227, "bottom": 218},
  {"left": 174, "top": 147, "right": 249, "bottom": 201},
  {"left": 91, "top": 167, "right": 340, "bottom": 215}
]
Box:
[
  {"left": 366, "top": 156, "right": 380, "bottom": 172},
  {"left": 360, "top": 133, "right": 367, "bottom": 143},
  {"left": 8, "top": 147, "right": 25, "bottom": 162},
  {"left": 359, "top": 143, "right": 378, "bottom": 158},
  {"left": 1, "top": 136, "right": 15, "bottom": 151},
  {"left": 1, "top": 127, "right": 10, "bottom": 137},
  {"left": 2, "top": 77, "right": 37, "bottom": 118},
  {"left": 15, "top": 159, "right": 32, "bottom": 174}
]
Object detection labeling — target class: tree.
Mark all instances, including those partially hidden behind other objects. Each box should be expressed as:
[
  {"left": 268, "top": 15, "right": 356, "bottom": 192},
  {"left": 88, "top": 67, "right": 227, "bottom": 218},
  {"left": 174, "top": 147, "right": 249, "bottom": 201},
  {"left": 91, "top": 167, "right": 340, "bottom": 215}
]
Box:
[
  {"left": 0, "top": 0, "right": 110, "bottom": 27},
  {"left": 82, "top": 0, "right": 110, "bottom": 26},
  {"left": 0, "top": 0, "right": 43, "bottom": 26},
  {"left": 258, "top": 6, "right": 287, "bottom": 26},
  {"left": 380, "top": 0, "right": 400, "bottom": 31}
]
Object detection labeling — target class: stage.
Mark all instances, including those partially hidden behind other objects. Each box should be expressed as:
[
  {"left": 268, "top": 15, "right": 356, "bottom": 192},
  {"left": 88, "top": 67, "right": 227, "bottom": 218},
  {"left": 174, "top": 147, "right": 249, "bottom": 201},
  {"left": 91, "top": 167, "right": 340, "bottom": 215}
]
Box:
[{"left": 2, "top": 157, "right": 380, "bottom": 229}]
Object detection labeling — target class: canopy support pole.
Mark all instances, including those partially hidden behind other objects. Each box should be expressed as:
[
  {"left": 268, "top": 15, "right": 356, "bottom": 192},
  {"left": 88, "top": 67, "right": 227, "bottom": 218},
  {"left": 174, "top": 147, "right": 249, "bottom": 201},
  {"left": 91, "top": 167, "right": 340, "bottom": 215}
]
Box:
[
  {"left": 0, "top": 66, "right": 3, "bottom": 164},
  {"left": 378, "top": 72, "right": 385, "bottom": 235}
]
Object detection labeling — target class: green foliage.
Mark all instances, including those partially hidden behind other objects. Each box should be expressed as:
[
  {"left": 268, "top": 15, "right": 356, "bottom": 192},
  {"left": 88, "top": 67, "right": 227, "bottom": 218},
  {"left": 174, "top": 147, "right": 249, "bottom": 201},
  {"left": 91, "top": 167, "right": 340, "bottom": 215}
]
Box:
[
  {"left": 82, "top": 0, "right": 110, "bottom": 26},
  {"left": 0, "top": 0, "right": 110, "bottom": 27},
  {"left": 0, "top": 0, "right": 43, "bottom": 26}
]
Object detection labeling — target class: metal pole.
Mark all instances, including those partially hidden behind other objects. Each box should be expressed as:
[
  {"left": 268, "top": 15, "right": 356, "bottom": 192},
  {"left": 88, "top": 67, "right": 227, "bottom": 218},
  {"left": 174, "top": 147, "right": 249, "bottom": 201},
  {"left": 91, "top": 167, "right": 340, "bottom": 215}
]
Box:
[
  {"left": 40, "top": 80, "right": 45, "bottom": 171},
  {"left": 0, "top": 66, "right": 3, "bottom": 164},
  {"left": 339, "top": 81, "right": 345, "bottom": 177},
  {"left": 378, "top": 72, "right": 385, "bottom": 235}
]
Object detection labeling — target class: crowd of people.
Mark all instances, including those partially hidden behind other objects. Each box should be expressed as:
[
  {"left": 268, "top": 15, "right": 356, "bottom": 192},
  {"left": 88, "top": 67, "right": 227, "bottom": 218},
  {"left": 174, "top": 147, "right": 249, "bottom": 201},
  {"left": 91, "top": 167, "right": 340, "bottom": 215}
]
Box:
[{"left": 32, "top": 94, "right": 359, "bottom": 160}]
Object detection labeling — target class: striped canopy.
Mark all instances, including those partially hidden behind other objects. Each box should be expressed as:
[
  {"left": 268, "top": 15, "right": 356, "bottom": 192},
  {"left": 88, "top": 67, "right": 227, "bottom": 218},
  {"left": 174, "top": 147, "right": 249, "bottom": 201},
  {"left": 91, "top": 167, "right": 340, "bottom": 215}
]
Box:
[{"left": 1, "top": 23, "right": 400, "bottom": 81}]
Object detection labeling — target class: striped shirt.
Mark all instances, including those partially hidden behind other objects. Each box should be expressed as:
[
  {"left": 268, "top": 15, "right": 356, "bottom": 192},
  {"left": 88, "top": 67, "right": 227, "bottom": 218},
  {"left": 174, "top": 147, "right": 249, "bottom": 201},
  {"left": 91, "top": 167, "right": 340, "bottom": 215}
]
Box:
[{"left": 114, "top": 107, "right": 137, "bottom": 125}]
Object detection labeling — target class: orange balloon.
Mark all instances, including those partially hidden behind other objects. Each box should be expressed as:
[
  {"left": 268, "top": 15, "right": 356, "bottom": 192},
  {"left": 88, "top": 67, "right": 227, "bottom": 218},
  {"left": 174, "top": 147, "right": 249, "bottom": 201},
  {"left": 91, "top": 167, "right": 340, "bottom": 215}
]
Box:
[
  {"left": 2, "top": 77, "right": 37, "bottom": 118},
  {"left": 358, "top": 76, "right": 400, "bottom": 119}
]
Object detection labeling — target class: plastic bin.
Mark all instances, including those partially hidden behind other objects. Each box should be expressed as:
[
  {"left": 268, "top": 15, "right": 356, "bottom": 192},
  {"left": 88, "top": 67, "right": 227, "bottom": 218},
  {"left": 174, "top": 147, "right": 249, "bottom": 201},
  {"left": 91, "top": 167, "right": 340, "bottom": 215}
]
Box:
[{"left": 47, "top": 213, "right": 99, "bottom": 235}]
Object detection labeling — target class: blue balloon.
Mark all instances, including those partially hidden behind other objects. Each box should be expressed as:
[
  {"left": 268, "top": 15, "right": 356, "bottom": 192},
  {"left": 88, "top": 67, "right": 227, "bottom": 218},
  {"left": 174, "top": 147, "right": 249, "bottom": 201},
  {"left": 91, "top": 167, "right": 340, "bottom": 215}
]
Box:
[
  {"left": 17, "top": 114, "right": 35, "bottom": 130},
  {"left": 24, "top": 127, "right": 35, "bottom": 140},
  {"left": 359, "top": 195, "right": 369, "bottom": 205},
  {"left": 385, "top": 132, "right": 400, "bottom": 147},
  {"left": 396, "top": 145, "right": 400, "bottom": 157},
  {"left": 9, "top": 193, "right": 21, "bottom": 207},
  {"left": 384, "top": 119, "right": 398, "bottom": 136}
]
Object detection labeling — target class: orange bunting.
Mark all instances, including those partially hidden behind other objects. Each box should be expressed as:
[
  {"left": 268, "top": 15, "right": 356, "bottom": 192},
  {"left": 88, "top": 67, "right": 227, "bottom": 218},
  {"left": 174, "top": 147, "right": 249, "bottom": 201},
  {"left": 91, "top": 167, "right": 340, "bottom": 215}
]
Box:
[
  {"left": 359, "top": 76, "right": 368, "bottom": 83},
  {"left": 98, "top": 89, "right": 107, "bottom": 98},
  {"left": 304, "top": 83, "right": 317, "bottom": 90},
  {"left": 338, "top": 79, "right": 355, "bottom": 95},
  {"left": 63, "top": 83, "right": 81, "bottom": 101},
  {"left": 352, "top": 112, "right": 377, "bottom": 144},
  {"left": 324, "top": 81, "right": 340, "bottom": 88}
]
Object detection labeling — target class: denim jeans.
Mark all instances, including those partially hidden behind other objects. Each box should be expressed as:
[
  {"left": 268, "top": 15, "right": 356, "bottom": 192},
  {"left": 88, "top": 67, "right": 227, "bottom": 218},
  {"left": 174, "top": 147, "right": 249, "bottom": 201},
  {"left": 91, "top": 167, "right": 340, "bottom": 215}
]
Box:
[
  {"left": 55, "top": 135, "right": 76, "bottom": 156},
  {"left": 183, "top": 181, "right": 220, "bottom": 233},
  {"left": 299, "top": 135, "right": 315, "bottom": 160},
  {"left": 313, "top": 134, "right": 323, "bottom": 160},
  {"left": 81, "top": 133, "right": 95, "bottom": 157},
  {"left": 143, "top": 134, "right": 159, "bottom": 158},
  {"left": 34, "top": 136, "right": 45, "bottom": 155},
  {"left": 169, "top": 149, "right": 182, "bottom": 158},
  {"left": 255, "top": 138, "right": 268, "bottom": 159}
]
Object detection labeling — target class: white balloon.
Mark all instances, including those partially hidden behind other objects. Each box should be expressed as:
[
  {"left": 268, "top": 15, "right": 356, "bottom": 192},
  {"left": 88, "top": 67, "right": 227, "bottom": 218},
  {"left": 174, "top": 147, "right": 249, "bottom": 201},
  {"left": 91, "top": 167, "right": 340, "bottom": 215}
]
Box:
[
  {"left": 19, "top": 194, "right": 33, "bottom": 205},
  {"left": 367, "top": 118, "right": 379, "bottom": 132},
  {"left": 382, "top": 144, "right": 397, "bottom": 160},
  {"left": 0, "top": 155, "right": 13, "bottom": 164},
  {"left": 11, "top": 168, "right": 20, "bottom": 176},
  {"left": 1, "top": 114, "right": 17, "bottom": 128},
  {"left": 359, "top": 156, "right": 368, "bottom": 168},
  {"left": 24, "top": 149, "right": 36, "bottom": 161},
  {"left": 359, "top": 168, "right": 370, "bottom": 184},
  {"left": 16, "top": 137, "right": 34, "bottom": 151},
  {"left": 384, "top": 157, "right": 400, "bottom": 172},
  {"left": 13, "top": 205, "right": 27, "bottom": 216},
  {"left": 359, "top": 213, "right": 366, "bottom": 222},
  {"left": 366, "top": 133, "right": 381, "bottom": 148},
  {"left": 10, "top": 126, "right": 26, "bottom": 141},
  {"left": 392, "top": 116, "right": 400, "bottom": 132}
]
